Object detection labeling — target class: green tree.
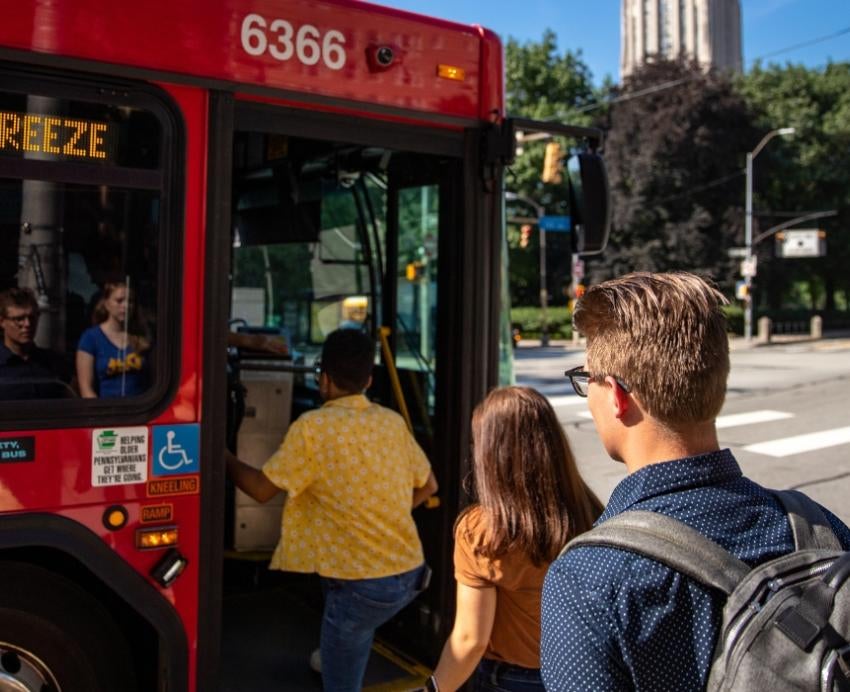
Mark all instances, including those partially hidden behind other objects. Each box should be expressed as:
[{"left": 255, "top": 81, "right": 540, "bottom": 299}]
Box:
[
  {"left": 590, "top": 59, "right": 757, "bottom": 289},
  {"left": 737, "top": 62, "right": 850, "bottom": 313},
  {"left": 505, "top": 29, "right": 596, "bottom": 120},
  {"left": 504, "top": 30, "right": 598, "bottom": 306}
]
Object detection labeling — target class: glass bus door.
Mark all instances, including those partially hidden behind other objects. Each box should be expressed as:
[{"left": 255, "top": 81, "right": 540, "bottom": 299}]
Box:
[{"left": 215, "top": 105, "right": 465, "bottom": 690}]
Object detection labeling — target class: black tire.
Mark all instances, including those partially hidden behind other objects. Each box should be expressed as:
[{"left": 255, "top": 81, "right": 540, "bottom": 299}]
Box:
[{"left": 0, "top": 561, "right": 138, "bottom": 692}]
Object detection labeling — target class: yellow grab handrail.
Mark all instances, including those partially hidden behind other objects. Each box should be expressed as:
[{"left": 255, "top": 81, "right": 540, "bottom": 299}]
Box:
[{"left": 378, "top": 326, "right": 413, "bottom": 433}]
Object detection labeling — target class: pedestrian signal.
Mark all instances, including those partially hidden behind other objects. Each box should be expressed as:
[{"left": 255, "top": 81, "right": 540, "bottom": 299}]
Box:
[{"left": 542, "top": 142, "right": 564, "bottom": 184}]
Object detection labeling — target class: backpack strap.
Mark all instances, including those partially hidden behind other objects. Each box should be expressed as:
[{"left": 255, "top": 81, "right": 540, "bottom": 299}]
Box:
[
  {"left": 774, "top": 489, "right": 841, "bottom": 551},
  {"left": 565, "top": 510, "right": 750, "bottom": 596}
]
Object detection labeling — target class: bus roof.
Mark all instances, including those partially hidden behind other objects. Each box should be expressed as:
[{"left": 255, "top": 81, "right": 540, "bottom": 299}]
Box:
[{"left": 0, "top": 0, "right": 504, "bottom": 123}]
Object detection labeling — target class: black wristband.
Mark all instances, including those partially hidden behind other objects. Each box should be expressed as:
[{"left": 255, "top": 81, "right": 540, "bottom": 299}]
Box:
[{"left": 425, "top": 675, "right": 440, "bottom": 692}]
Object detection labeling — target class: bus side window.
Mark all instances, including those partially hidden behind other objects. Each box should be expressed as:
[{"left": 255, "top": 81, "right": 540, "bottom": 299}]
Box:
[{"left": 0, "top": 82, "right": 169, "bottom": 407}]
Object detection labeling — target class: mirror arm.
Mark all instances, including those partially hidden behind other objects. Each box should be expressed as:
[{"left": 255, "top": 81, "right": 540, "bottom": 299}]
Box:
[{"left": 507, "top": 117, "right": 604, "bottom": 151}]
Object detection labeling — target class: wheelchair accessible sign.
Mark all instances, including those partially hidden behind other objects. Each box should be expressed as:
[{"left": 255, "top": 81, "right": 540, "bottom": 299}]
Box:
[{"left": 152, "top": 424, "right": 200, "bottom": 476}]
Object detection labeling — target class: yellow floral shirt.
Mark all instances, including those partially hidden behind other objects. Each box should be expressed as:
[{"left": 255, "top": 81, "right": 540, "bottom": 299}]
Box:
[{"left": 262, "top": 394, "right": 432, "bottom": 579}]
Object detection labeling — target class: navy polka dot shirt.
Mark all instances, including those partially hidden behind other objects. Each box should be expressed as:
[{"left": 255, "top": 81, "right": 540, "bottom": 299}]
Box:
[{"left": 540, "top": 449, "right": 850, "bottom": 692}]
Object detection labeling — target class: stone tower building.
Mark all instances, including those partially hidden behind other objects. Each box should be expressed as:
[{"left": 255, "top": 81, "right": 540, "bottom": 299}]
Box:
[{"left": 620, "top": 0, "right": 742, "bottom": 78}]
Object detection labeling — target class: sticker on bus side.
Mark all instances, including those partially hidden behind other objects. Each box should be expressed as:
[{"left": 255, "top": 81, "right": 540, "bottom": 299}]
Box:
[
  {"left": 147, "top": 475, "right": 199, "bottom": 498},
  {"left": 91, "top": 427, "right": 148, "bottom": 486},
  {"left": 0, "top": 435, "right": 35, "bottom": 463},
  {"left": 140, "top": 503, "right": 174, "bottom": 523},
  {"left": 152, "top": 424, "right": 200, "bottom": 477}
]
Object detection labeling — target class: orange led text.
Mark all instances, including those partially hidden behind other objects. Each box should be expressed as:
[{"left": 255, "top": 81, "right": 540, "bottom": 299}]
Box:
[{"left": 0, "top": 111, "right": 112, "bottom": 160}]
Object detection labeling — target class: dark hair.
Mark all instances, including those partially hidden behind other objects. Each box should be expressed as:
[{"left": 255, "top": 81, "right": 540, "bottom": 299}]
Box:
[
  {"left": 463, "top": 386, "right": 603, "bottom": 566},
  {"left": 321, "top": 329, "right": 375, "bottom": 393},
  {"left": 0, "top": 286, "right": 38, "bottom": 318}
]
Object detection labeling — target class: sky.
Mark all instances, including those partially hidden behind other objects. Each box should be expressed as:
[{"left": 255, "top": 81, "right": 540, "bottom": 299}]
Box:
[{"left": 374, "top": 0, "right": 850, "bottom": 85}]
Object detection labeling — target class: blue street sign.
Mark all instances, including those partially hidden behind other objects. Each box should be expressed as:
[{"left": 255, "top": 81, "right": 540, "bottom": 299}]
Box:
[{"left": 538, "top": 215, "right": 571, "bottom": 232}]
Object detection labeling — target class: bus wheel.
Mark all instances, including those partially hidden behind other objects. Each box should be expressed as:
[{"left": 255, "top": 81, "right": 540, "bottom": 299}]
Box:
[{"left": 0, "top": 562, "right": 137, "bottom": 692}]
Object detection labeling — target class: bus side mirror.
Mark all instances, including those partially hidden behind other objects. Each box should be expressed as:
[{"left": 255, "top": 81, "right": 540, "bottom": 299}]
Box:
[{"left": 567, "top": 153, "right": 611, "bottom": 255}]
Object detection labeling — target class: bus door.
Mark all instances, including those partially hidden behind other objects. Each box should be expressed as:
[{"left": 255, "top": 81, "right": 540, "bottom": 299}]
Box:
[
  {"left": 376, "top": 154, "right": 461, "bottom": 662},
  {"left": 212, "top": 100, "right": 466, "bottom": 690}
]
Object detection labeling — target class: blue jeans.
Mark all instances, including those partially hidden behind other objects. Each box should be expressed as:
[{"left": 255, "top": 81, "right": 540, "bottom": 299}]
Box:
[
  {"left": 472, "top": 658, "right": 544, "bottom": 692},
  {"left": 319, "top": 563, "right": 426, "bottom": 692}
]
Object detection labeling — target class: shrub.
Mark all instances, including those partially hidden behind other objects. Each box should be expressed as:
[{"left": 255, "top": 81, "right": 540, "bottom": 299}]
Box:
[{"left": 510, "top": 305, "right": 573, "bottom": 339}]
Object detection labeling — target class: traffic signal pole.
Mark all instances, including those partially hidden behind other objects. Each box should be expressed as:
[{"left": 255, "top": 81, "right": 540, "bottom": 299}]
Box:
[
  {"left": 505, "top": 191, "right": 549, "bottom": 346},
  {"left": 744, "top": 149, "right": 753, "bottom": 342},
  {"left": 537, "top": 142, "right": 564, "bottom": 348},
  {"left": 539, "top": 221, "right": 548, "bottom": 347}
]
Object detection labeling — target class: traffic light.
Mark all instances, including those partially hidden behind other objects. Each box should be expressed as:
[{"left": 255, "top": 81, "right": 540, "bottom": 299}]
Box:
[
  {"left": 542, "top": 141, "right": 564, "bottom": 184},
  {"left": 405, "top": 261, "right": 425, "bottom": 281},
  {"left": 519, "top": 224, "right": 532, "bottom": 248}
]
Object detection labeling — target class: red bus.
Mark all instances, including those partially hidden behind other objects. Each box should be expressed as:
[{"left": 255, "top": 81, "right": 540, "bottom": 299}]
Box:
[{"left": 0, "top": 2, "right": 608, "bottom": 690}]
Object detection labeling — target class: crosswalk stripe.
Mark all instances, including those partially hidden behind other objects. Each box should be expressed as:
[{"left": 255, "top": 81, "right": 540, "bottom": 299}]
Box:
[
  {"left": 573, "top": 409, "right": 794, "bottom": 426},
  {"left": 568, "top": 408, "right": 794, "bottom": 430},
  {"left": 535, "top": 385, "right": 570, "bottom": 397},
  {"left": 744, "top": 426, "right": 850, "bottom": 457},
  {"left": 546, "top": 395, "right": 587, "bottom": 408},
  {"left": 715, "top": 410, "right": 793, "bottom": 429},
  {"left": 541, "top": 398, "right": 849, "bottom": 458}
]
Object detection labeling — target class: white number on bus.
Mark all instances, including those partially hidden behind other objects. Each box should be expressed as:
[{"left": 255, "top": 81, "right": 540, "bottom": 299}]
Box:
[{"left": 241, "top": 14, "right": 347, "bottom": 70}]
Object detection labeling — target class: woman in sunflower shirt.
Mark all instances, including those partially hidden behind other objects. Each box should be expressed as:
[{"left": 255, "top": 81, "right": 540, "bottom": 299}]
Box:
[{"left": 76, "top": 278, "right": 150, "bottom": 398}]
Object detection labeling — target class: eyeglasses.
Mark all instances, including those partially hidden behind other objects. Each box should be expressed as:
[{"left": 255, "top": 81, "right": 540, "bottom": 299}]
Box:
[
  {"left": 564, "top": 365, "right": 631, "bottom": 398},
  {"left": 2, "top": 311, "right": 38, "bottom": 326}
]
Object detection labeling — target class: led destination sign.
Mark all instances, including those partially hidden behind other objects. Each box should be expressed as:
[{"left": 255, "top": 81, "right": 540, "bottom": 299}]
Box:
[{"left": 0, "top": 111, "right": 115, "bottom": 162}]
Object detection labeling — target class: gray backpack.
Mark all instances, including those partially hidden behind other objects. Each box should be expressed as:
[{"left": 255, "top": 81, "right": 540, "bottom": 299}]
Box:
[{"left": 565, "top": 490, "right": 850, "bottom": 691}]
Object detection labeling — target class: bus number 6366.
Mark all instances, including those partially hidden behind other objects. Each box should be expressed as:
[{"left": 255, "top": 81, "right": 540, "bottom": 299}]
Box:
[{"left": 241, "top": 13, "right": 347, "bottom": 70}]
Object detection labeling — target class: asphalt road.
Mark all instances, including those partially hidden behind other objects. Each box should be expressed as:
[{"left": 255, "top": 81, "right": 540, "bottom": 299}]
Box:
[{"left": 514, "top": 337, "right": 850, "bottom": 526}]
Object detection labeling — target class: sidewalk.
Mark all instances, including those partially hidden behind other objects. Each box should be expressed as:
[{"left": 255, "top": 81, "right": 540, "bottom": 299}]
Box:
[
  {"left": 728, "top": 330, "right": 850, "bottom": 351},
  {"left": 518, "top": 331, "right": 850, "bottom": 353},
  {"left": 516, "top": 338, "right": 585, "bottom": 350}
]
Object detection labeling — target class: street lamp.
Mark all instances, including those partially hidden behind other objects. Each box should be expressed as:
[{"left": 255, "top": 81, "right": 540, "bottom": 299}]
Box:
[{"left": 744, "top": 127, "right": 795, "bottom": 341}]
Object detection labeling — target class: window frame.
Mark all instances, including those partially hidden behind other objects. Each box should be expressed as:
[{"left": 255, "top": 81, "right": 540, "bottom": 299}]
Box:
[{"left": 0, "top": 63, "right": 184, "bottom": 429}]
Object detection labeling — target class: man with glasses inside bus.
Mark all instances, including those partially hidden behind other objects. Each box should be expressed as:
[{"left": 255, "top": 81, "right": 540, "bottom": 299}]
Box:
[
  {"left": 0, "top": 287, "right": 70, "bottom": 399},
  {"left": 226, "top": 328, "right": 438, "bottom": 692},
  {"left": 540, "top": 272, "right": 850, "bottom": 691}
]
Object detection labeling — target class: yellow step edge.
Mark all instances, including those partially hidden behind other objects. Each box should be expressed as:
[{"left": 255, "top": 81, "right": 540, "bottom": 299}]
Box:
[{"left": 363, "top": 640, "right": 432, "bottom": 692}]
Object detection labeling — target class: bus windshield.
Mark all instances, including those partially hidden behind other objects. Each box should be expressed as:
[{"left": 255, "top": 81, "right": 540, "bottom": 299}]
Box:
[{"left": 229, "top": 132, "right": 441, "bottom": 431}]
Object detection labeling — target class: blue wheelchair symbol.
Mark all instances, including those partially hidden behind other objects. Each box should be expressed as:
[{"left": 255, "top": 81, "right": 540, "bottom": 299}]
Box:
[{"left": 152, "top": 425, "right": 200, "bottom": 476}]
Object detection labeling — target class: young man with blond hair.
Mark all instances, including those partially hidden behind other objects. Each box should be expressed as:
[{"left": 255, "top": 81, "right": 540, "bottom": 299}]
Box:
[{"left": 540, "top": 272, "right": 850, "bottom": 691}]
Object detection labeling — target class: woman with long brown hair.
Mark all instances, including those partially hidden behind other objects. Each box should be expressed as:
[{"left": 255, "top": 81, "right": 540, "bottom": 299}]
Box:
[{"left": 429, "top": 386, "right": 602, "bottom": 692}]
